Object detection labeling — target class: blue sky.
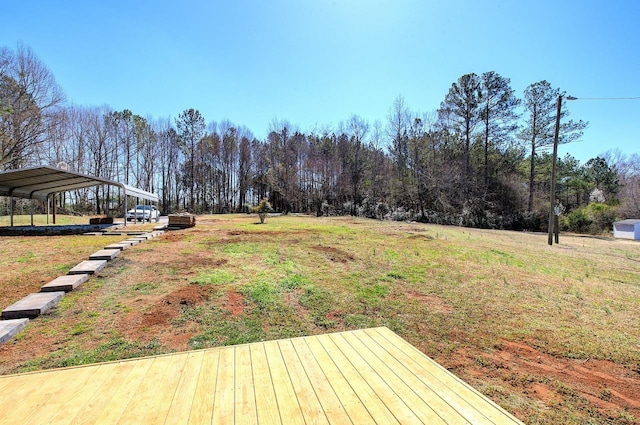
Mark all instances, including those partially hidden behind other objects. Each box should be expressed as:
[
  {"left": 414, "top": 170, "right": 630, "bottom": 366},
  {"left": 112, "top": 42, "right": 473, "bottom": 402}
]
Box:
[{"left": 2, "top": 0, "right": 639, "bottom": 164}]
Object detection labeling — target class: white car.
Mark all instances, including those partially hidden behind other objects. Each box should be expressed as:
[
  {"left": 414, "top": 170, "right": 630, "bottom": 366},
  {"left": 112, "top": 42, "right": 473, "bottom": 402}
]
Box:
[{"left": 126, "top": 205, "right": 160, "bottom": 222}]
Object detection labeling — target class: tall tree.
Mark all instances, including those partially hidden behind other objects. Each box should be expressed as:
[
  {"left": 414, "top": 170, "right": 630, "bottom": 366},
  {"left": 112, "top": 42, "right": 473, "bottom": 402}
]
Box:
[
  {"left": 175, "top": 108, "right": 205, "bottom": 212},
  {"left": 387, "top": 95, "right": 411, "bottom": 203},
  {"left": 582, "top": 157, "right": 620, "bottom": 201},
  {"left": 237, "top": 135, "right": 252, "bottom": 212},
  {"left": 438, "top": 73, "right": 482, "bottom": 185},
  {"left": 479, "top": 71, "right": 520, "bottom": 187},
  {"left": 340, "top": 114, "right": 369, "bottom": 214},
  {"left": 155, "top": 119, "right": 180, "bottom": 213},
  {"left": 267, "top": 120, "right": 300, "bottom": 213},
  {"left": 520, "top": 81, "right": 587, "bottom": 211}
]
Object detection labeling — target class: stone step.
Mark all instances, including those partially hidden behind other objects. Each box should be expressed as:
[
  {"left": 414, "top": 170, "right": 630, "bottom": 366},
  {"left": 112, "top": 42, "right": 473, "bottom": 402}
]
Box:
[
  {"left": 89, "top": 249, "right": 120, "bottom": 261},
  {"left": 104, "top": 242, "right": 131, "bottom": 251},
  {"left": 41, "top": 274, "right": 89, "bottom": 292},
  {"left": 110, "top": 231, "right": 146, "bottom": 236},
  {"left": 124, "top": 238, "right": 141, "bottom": 245},
  {"left": 0, "top": 318, "right": 29, "bottom": 344},
  {"left": 68, "top": 260, "right": 107, "bottom": 275},
  {"left": 1, "top": 292, "right": 65, "bottom": 319},
  {"left": 117, "top": 240, "right": 137, "bottom": 246}
]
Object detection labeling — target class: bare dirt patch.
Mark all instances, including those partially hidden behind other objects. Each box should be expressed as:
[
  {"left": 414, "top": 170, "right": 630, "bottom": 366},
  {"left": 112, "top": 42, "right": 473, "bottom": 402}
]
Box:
[
  {"left": 224, "top": 289, "right": 245, "bottom": 317},
  {"left": 120, "top": 284, "right": 210, "bottom": 347},
  {"left": 161, "top": 232, "right": 187, "bottom": 243},
  {"left": 154, "top": 253, "right": 227, "bottom": 272},
  {"left": 500, "top": 340, "right": 640, "bottom": 413},
  {"left": 218, "top": 229, "right": 314, "bottom": 244},
  {"left": 311, "top": 245, "right": 355, "bottom": 263},
  {"left": 447, "top": 339, "right": 640, "bottom": 420}
]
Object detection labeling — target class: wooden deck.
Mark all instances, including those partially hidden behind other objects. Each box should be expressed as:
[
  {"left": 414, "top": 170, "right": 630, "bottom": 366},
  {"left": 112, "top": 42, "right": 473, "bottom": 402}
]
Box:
[{"left": 0, "top": 327, "right": 523, "bottom": 424}]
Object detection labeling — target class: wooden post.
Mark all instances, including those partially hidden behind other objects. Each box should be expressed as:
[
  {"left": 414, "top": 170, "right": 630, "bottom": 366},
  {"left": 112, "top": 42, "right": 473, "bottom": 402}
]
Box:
[{"left": 548, "top": 95, "right": 562, "bottom": 245}]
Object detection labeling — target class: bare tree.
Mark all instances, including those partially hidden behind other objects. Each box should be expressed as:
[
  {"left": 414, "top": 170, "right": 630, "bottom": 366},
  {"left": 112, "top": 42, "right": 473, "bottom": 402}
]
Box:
[
  {"left": 339, "top": 114, "right": 369, "bottom": 214},
  {"left": 238, "top": 135, "right": 252, "bottom": 212},
  {"left": 0, "top": 44, "right": 65, "bottom": 170},
  {"left": 604, "top": 150, "right": 640, "bottom": 217},
  {"left": 153, "top": 119, "right": 180, "bottom": 213}
]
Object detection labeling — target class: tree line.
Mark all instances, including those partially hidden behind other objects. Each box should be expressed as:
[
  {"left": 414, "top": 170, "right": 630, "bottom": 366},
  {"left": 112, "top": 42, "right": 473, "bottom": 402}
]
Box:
[{"left": 2, "top": 43, "right": 639, "bottom": 232}]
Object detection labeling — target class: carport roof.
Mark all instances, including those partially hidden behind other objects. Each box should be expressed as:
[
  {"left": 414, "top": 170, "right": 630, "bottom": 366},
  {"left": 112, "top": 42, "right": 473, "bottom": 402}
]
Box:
[
  {"left": 614, "top": 219, "right": 640, "bottom": 225},
  {"left": 0, "top": 166, "right": 158, "bottom": 203}
]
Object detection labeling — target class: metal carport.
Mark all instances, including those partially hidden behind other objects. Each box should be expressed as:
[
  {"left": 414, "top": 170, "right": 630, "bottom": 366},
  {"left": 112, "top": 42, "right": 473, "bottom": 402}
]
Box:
[{"left": 0, "top": 165, "right": 159, "bottom": 227}]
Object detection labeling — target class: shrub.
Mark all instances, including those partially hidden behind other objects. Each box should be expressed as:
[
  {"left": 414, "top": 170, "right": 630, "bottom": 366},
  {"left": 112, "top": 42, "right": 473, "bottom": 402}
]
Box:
[
  {"left": 251, "top": 198, "right": 272, "bottom": 224},
  {"left": 585, "top": 203, "right": 617, "bottom": 234},
  {"left": 563, "top": 203, "right": 618, "bottom": 234},
  {"left": 565, "top": 208, "right": 592, "bottom": 233}
]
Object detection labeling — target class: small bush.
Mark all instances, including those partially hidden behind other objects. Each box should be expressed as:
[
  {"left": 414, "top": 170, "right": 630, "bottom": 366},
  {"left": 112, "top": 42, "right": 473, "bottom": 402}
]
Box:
[
  {"left": 565, "top": 208, "right": 592, "bottom": 233},
  {"left": 586, "top": 203, "right": 617, "bottom": 233},
  {"left": 251, "top": 198, "right": 272, "bottom": 223},
  {"left": 564, "top": 203, "right": 618, "bottom": 234}
]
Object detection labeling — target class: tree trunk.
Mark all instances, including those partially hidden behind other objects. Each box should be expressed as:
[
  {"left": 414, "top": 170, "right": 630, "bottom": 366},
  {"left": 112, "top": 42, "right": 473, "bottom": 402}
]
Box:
[{"left": 528, "top": 142, "right": 535, "bottom": 212}]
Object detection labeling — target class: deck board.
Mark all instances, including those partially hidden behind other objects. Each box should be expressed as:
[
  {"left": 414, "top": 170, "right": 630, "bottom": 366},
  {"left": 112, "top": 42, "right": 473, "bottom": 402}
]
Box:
[
  {"left": 263, "top": 340, "right": 305, "bottom": 425},
  {"left": 319, "top": 333, "right": 401, "bottom": 424},
  {"left": 0, "top": 327, "right": 524, "bottom": 424},
  {"left": 278, "top": 339, "right": 330, "bottom": 425},
  {"left": 304, "top": 335, "right": 376, "bottom": 424},
  {"left": 250, "top": 343, "right": 281, "bottom": 424},
  {"left": 341, "top": 330, "right": 445, "bottom": 424},
  {"left": 69, "top": 362, "right": 138, "bottom": 425},
  {"left": 188, "top": 349, "right": 220, "bottom": 424},
  {"left": 289, "top": 337, "right": 352, "bottom": 424},
  {"left": 212, "top": 343, "right": 235, "bottom": 424},
  {"left": 234, "top": 344, "right": 258, "bottom": 424},
  {"left": 141, "top": 350, "right": 189, "bottom": 424},
  {"left": 164, "top": 351, "right": 204, "bottom": 424}
]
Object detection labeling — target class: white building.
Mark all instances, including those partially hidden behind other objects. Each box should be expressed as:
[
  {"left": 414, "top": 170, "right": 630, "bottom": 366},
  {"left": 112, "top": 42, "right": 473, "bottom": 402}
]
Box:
[{"left": 613, "top": 219, "right": 640, "bottom": 240}]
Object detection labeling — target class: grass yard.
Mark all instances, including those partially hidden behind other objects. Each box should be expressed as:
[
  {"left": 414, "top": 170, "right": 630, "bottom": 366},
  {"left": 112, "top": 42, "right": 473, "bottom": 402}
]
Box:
[
  {"left": 0, "top": 214, "right": 639, "bottom": 424},
  {"left": 0, "top": 213, "right": 100, "bottom": 227}
]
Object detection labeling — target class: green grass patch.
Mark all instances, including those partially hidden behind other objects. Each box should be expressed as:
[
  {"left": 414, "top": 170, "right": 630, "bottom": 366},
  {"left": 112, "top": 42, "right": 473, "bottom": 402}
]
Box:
[
  {"left": 242, "top": 280, "right": 281, "bottom": 310},
  {"left": 222, "top": 242, "right": 260, "bottom": 255},
  {"left": 279, "top": 273, "right": 310, "bottom": 291},
  {"left": 17, "top": 335, "right": 163, "bottom": 372},
  {"left": 190, "top": 269, "right": 237, "bottom": 286}
]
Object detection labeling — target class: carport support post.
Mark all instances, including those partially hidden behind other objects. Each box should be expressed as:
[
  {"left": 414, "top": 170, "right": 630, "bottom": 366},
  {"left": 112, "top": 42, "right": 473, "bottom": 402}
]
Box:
[
  {"left": 123, "top": 193, "right": 127, "bottom": 227},
  {"left": 9, "top": 196, "right": 13, "bottom": 227},
  {"left": 52, "top": 193, "right": 57, "bottom": 224}
]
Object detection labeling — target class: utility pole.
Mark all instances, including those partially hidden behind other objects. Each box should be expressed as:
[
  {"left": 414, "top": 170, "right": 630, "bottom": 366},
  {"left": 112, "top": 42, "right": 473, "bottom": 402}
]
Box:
[{"left": 548, "top": 95, "right": 562, "bottom": 245}]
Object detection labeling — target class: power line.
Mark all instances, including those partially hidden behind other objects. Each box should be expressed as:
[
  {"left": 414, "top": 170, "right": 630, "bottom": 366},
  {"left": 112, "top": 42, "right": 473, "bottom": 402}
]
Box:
[{"left": 572, "top": 96, "right": 640, "bottom": 101}]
